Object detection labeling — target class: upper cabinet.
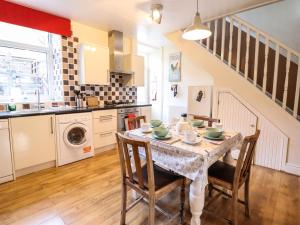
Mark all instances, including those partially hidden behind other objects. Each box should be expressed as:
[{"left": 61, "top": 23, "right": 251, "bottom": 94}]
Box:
[
  {"left": 123, "top": 54, "right": 145, "bottom": 87},
  {"left": 79, "top": 43, "right": 110, "bottom": 85}
]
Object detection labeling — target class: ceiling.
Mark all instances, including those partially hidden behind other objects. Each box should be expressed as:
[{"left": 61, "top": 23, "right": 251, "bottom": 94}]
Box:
[{"left": 9, "top": 0, "right": 279, "bottom": 47}]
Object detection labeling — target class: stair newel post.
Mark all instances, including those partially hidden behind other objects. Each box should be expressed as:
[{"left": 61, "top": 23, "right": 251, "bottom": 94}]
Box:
[
  {"left": 236, "top": 21, "right": 242, "bottom": 73},
  {"left": 213, "top": 19, "right": 218, "bottom": 55},
  {"left": 245, "top": 26, "right": 250, "bottom": 79},
  {"left": 272, "top": 44, "right": 280, "bottom": 101},
  {"left": 228, "top": 17, "right": 234, "bottom": 66},
  {"left": 253, "top": 32, "right": 260, "bottom": 86},
  {"left": 263, "top": 38, "right": 269, "bottom": 93},
  {"left": 293, "top": 55, "right": 300, "bottom": 118},
  {"left": 283, "top": 51, "right": 291, "bottom": 109},
  {"left": 221, "top": 17, "right": 226, "bottom": 61},
  {"left": 207, "top": 22, "right": 211, "bottom": 51}
]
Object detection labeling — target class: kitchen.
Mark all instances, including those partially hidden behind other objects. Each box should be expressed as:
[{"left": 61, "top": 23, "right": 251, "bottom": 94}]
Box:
[{"left": 1, "top": 1, "right": 300, "bottom": 225}]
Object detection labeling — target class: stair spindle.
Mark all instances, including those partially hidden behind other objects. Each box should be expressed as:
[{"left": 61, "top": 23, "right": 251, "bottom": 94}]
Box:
[
  {"left": 293, "top": 56, "right": 300, "bottom": 118},
  {"left": 283, "top": 51, "right": 291, "bottom": 109},
  {"left": 245, "top": 27, "right": 250, "bottom": 79},
  {"left": 272, "top": 44, "right": 280, "bottom": 101},
  {"left": 253, "top": 32, "right": 260, "bottom": 86},
  {"left": 228, "top": 17, "right": 234, "bottom": 66},
  {"left": 221, "top": 17, "right": 226, "bottom": 61},
  {"left": 207, "top": 22, "right": 211, "bottom": 51},
  {"left": 213, "top": 20, "right": 218, "bottom": 55},
  {"left": 263, "top": 38, "right": 269, "bottom": 93},
  {"left": 236, "top": 22, "right": 242, "bottom": 72}
]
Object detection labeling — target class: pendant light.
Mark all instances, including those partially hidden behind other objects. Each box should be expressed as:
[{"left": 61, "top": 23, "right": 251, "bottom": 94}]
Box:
[
  {"left": 182, "top": 0, "right": 211, "bottom": 40},
  {"left": 151, "top": 3, "right": 163, "bottom": 24}
]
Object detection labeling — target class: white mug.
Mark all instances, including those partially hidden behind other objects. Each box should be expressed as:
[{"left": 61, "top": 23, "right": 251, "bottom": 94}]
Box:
[
  {"left": 184, "top": 130, "right": 197, "bottom": 142},
  {"left": 141, "top": 122, "right": 151, "bottom": 132},
  {"left": 215, "top": 123, "right": 223, "bottom": 130}
]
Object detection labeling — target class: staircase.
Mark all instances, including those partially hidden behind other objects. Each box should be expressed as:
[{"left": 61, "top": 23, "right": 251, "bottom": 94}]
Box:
[{"left": 197, "top": 15, "right": 300, "bottom": 122}]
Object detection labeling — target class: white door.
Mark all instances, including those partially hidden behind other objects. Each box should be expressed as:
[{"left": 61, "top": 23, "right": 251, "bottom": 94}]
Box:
[
  {"left": 217, "top": 92, "right": 258, "bottom": 159},
  {"left": 217, "top": 92, "right": 258, "bottom": 136}
]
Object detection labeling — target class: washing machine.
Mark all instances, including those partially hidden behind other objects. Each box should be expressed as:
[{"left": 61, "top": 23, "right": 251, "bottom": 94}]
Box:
[{"left": 56, "top": 112, "right": 94, "bottom": 166}]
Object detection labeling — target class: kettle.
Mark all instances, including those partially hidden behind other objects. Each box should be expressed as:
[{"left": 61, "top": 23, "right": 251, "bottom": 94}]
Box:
[{"left": 176, "top": 113, "right": 191, "bottom": 135}]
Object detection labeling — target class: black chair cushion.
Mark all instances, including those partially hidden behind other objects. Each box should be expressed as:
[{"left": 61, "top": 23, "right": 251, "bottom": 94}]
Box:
[
  {"left": 133, "top": 164, "right": 182, "bottom": 190},
  {"left": 208, "top": 161, "right": 236, "bottom": 184}
]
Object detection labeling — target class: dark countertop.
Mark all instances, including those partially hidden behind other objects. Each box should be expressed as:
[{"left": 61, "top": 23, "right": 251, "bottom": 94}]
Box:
[{"left": 0, "top": 103, "right": 152, "bottom": 119}]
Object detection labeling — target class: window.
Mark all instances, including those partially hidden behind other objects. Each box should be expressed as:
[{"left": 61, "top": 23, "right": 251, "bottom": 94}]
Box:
[{"left": 0, "top": 22, "right": 62, "bottom": 103}]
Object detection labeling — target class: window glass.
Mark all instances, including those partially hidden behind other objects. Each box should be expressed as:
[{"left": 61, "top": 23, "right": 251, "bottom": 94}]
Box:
[{"left": 0, "top": 22, "right": 62, "bottom": 103}]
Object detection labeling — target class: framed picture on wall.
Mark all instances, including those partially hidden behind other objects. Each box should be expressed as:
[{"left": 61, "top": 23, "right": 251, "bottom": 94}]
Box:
[{"left": 169, "top": 52, "right": 181, "bottom": 82}]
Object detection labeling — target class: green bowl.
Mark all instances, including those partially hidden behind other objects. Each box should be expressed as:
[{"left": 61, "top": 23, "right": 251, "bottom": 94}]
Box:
[
  {"left": 150, "top": 119, "right": 162, "bottom": 127},
  {"left": 153, "top": 127, "right": 169, "bottom": 137},
  {"left": 191, "top": 119, "right": 204, "bottom": 127},
  {"left": 205, "top": 128, "right": 223, "bottom": 138}
]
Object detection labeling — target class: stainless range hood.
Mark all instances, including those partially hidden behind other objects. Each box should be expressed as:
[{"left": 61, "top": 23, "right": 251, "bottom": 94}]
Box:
[{"left": 108, "top": 30, "right": 133, "bottom": 74}]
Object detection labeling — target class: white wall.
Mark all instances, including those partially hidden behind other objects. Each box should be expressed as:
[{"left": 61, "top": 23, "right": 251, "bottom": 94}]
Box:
[
  {"left": 237, "top": 0, "right": 300, "bottom": 52},
  {"left": 166, "top": 30, "right": 300, "bottom": 171},
  {"left": 162, "top": 45, "right": 214, "bottom": 123}
]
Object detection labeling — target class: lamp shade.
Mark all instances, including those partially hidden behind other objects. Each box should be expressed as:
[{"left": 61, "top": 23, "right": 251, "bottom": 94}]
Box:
[{"left": 182, "top": 12, "right": 211, "bottom": 40}]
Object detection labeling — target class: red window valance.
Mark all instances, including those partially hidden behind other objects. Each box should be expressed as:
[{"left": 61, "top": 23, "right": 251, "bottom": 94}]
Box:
[{"left": 0, "top": 0, "right": 72, "bottom": 36}]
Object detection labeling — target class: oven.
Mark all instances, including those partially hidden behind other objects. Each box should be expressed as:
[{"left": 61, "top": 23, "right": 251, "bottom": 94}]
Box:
[{"left": 117, "top": 107, "right": 140, "bottom": 132}]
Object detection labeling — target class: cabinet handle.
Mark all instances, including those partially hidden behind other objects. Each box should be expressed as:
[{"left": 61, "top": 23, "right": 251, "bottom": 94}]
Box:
[
  {"left": 100, "top": 131, "right": 113, "bottom": 136},
  {"left": 50, "top": 116, "right": 54, "bottom": 134},
  {"left": 100, "top": 115, "right": 113, "bottom": 121}
]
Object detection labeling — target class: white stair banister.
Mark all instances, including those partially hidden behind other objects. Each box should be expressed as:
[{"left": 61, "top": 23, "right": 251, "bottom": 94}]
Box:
[
  {"left": 263, "top": 38, "right": 269, "bottom": 93},
  {"left": 245, "top": 26, "right": 250, "bottom": 79},
  {"left": 228, "top": 17, "right": 234, "bottom": 66},
  {"left": 293, "top": 56, "right": 300, "bottom": 118},
  {"left": 221, "top": 17, "right": 226, "bottom": 61},
  {"left": 213, "top": 20, "right": 218, "bottom": 55},
  {"left": 283, "top": 51, "right": 291, "bottom": 109},
  {"left": 253, "top": 32, "right": 260, "bottom": 86},
  {"left": 272, "top": 44, "right": 280, "bottom": 101},
  {"left": 236, "top": 21, "right": 242, "bottom": 72}
]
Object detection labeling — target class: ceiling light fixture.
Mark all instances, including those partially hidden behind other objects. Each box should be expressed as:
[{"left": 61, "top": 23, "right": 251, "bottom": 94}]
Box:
[
  {"left": 182, "top": 0, "right": 211, "bottom": 40},
  {"left": 151, "top": 3, "right": 163, "bottom": 24}
]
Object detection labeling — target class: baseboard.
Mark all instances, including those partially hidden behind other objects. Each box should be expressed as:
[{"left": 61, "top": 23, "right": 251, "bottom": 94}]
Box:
[
  {"left": 95, "top": 144, "right": 116, "bottom": 155},
  {"left": 16, "top": 161, "right": 56, "bottom": 177},
  {"left": 282, "top": 163, "right": 300, "bottom": 176}
]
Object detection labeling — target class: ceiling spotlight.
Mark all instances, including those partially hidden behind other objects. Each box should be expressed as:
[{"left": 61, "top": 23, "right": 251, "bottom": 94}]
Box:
[{"left": 151, "top": 3, "right": 163, "bottom": 24}]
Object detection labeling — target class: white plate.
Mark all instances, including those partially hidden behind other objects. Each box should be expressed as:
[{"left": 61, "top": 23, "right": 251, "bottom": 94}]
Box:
[
  {"left": 182, "top": 137, "right": 202, "bottom": 145},
  {"left": 140, "top": 128, "right": 153, "bottom": 133}
]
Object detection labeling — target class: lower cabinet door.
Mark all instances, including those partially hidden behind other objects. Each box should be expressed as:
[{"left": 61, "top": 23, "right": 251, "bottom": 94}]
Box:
[
  {"left": 93, "top": 130, "right": 116, "bottom": 149},
  {"left": 10, "top": 115, "right": 56, "bottom": 170}
]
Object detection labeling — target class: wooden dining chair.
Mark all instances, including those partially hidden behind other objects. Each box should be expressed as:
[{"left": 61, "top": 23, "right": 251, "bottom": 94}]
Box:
[
  {"left": 116, "top": 133, "right": 186, "bottom": 225},
  {"left": 189, "top": 114, "right": 220, "bottom": 127},
  {"left": 125, "top": 115, "right": 146, "bottom": 131},
  {"left": 205, "top": 130, "right": 260, "bottom": 225}
]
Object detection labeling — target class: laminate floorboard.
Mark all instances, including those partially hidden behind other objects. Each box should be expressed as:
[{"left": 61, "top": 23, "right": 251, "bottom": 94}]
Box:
[{"left": 0, "top": 150, "right": 299, "bottom": 225}]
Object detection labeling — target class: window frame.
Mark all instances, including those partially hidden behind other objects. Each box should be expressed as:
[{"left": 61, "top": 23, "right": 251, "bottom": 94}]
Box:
[{"left": 0, "top": 33, "right": 56, "bottom": 103}]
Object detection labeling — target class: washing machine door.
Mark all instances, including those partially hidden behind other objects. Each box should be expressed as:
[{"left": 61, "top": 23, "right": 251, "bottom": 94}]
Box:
[{"left": 63, "top": 123, "right": 89, "bottom": 149}]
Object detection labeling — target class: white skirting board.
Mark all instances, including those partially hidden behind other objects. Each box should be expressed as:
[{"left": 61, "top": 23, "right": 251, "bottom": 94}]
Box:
[{"left": 283, "top": 163, "right": 300, "bottom": 176}]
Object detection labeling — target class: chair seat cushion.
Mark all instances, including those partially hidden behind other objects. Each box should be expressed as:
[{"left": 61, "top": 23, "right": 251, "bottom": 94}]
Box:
[
  {"left": 133, "top": 164, "right": 182, "bottom": 191},
  {"left": 208, "top": 161, "right": 236, "bottom": 185}
]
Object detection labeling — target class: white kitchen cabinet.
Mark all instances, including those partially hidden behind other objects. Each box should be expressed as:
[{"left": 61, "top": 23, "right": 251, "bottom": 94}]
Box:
[
  {"left": 92, "top": 110, "right": 117, "bottom": 149},
  {"left": 140, "top": 106, "right": 151, "bottom": 122},
  {"left": 10, "top": 115, "right": 56, "bottom": 170},
  {"left": 80, "top": 43, "right": 110, "bottom": 85},
  {"left": 123, "top": 54, "right": 144, "bottom": 86}
]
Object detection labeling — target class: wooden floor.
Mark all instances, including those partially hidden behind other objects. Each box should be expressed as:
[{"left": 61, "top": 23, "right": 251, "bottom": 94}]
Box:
[{"left": 0, "top": 150, "right": 299, "bottom": 225}]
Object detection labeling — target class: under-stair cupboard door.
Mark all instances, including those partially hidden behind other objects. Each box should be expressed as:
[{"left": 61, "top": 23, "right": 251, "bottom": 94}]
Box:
[{"left": 217, "top": 91, "right": 258, "bottom": 137}]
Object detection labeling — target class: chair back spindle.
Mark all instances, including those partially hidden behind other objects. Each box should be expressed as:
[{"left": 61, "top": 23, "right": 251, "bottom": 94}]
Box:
[
  {"left": 126, "top": 116, "right": 146, "bottom": 131},
  {"left": 116, "top": 133, "right": 155, "bottom": 192},
  {"left": 234, "top": 130, "right": 260, "bottom": 187}
]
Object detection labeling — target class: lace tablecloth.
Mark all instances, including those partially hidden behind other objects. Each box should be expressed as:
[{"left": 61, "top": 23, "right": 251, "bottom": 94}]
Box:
[{"left": 125, "top": 129, "right": 242, "bottom": 190}]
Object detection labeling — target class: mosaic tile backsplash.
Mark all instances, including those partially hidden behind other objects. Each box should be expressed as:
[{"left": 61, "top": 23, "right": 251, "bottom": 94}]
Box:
[{"left": 61, "top": 36, "right": 137, "bottom": 106}]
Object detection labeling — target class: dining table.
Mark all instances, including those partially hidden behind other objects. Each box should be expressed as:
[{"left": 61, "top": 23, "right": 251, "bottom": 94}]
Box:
[{"left": 125, "top": 126, "right": 242, "bottom": 225}]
